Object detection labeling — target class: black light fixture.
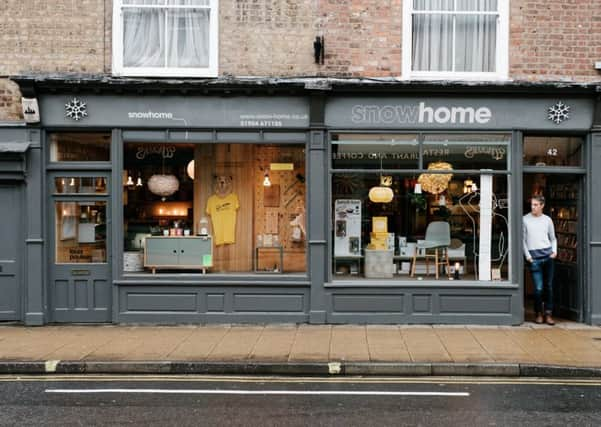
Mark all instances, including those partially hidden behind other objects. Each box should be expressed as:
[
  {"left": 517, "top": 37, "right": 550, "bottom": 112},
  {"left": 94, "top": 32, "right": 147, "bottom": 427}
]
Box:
[{"left": 314, "top": 36, "right": 325, "bottom": 64}]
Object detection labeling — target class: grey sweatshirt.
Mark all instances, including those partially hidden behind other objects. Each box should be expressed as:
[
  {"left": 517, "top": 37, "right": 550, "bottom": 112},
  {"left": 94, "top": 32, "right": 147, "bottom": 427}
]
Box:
[{"left": 522, "top": 213, "right": 557, "bottom": 260}]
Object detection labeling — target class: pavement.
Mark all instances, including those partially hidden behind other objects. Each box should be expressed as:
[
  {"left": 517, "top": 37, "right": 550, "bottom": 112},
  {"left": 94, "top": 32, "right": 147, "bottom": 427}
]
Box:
[{"left": 1, "top": 322, "right": 601, "bottom": 377}]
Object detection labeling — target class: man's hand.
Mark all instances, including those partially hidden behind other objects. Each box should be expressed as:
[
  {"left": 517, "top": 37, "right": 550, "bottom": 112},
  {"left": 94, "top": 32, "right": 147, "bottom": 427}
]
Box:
[
  {"left": 526, "top": 257, "right": 533, "bottom": 263},
  {"left": 550, "top": 252, "right": 557, "bottom": 259}
]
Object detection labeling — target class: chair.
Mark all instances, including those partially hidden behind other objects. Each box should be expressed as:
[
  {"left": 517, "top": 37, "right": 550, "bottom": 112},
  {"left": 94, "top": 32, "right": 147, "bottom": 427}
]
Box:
[{"left": 411, "top": 221, "right": 451, "bottom": 280}]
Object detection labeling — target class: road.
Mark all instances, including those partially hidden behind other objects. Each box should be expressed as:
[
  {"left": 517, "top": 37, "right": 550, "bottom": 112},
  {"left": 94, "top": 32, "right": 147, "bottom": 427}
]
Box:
[{"left": 1, "top": 375, "right": 600, "bottom": 426}]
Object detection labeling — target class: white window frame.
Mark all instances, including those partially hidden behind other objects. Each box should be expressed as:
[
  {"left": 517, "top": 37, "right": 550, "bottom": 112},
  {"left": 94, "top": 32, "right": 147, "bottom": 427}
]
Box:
[
  {"left": 112, "top": 0, "right": 219, "bottom": 78},
  {"left": 402, "top": 0, "right": 509, "bottom": 81}
]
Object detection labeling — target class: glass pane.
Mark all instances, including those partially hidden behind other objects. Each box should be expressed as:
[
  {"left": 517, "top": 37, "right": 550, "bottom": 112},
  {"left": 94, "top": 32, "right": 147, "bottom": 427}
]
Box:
[
  {"left": 331, "top": 173, "right": 509, "bottom": 282},
  {"left": 122, "top": 0, "right": 166, "bottom": 6},
  {"left": 413, "top": 0, "right": 453, "bottom": 11},
  {"left": 123, "top": 143, "right": 306, "bottom": 275},
  {"left": 423, "top": 134, "right": 510, "bottom": 170},
  {"left": 123, "top": 8, "right": 166, "bottom": 68},
  {"left": 56, "top": 202, "right": 107, "bottom": 264},
  {"left": 455, "top": 15, "right": 497, "bottom": 72},
  {"left": 167, "top": 0, "right": 211, "bottom": 5},
  {"left": 412, "top": 14, "right": 453, "bottom": 71},
  {"left": 456, "top": 0, "right": 498, "bottom": 11},
  {"left": 54, "top": 177, "right": 108, "bottom": 194},
  {"left": 50, "top": 133, "right": 111, "bottom": 162},
  {"left": 166, "top": 9, "right": 210, "bottom": 67},
  {"left": 332, "top": 134, "right": 419, "bottom": 169},
  {"left": 523, "top": 136, "right": 583, "bottom": 167}
]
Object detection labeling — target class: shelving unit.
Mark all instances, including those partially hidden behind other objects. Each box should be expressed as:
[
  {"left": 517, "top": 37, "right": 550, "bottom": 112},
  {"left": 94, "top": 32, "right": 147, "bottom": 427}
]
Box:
[{"left": 549, "top": 182, "right": 578, "bottom": 266}]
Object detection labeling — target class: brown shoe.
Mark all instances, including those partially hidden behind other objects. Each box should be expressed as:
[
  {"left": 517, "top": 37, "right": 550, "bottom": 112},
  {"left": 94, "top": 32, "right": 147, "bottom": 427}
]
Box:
[
  {"left": 535, "top": 314, "right": 544, "bottom": 324},
  {"left": 545, "top": 315, "right": 556, "bottom": 326}
]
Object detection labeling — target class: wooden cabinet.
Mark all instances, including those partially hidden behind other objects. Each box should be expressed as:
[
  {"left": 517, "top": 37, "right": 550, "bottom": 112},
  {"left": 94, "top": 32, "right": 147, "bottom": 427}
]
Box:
[{"left": 144, "top": 236, "right": 213, "bottom": 274}]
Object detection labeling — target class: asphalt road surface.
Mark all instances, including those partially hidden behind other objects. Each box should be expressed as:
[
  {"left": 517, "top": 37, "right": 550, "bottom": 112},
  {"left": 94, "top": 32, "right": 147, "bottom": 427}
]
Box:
[{"left": 1, "top": 375, "right": 601, "bottom": 426}]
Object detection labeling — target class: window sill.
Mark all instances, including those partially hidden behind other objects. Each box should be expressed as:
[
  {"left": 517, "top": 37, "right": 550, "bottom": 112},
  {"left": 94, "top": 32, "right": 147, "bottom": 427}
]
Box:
[
  {"left": 326, "top": 279, "right": 518, "bottom": 289},
  {"left": 112, "top": 67, "right": 218, "bottom": 79},
  {"left": 402, "top": 73, "right": 511, "bottom": 83}
]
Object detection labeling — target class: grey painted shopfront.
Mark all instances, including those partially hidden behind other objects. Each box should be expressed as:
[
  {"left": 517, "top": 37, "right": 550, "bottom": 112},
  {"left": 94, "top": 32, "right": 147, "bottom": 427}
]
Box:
[{"left": 3, "top": 78, "right": 601, "bottom": 325}]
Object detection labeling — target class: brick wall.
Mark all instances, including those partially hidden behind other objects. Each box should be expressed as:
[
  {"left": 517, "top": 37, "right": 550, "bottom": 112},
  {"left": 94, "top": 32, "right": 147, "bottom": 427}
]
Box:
[
  {"left": 0, "top": 0, "right": 599, "bottom": 119},
  {"left": 510, "top": 0, "right": 601, "bottom": 81},
  {"left": 0, "top": 0, "right": 110, "bottom": 76},
  {"left": 0, "top": 79, "right": 22, "bottom": 121},
  {"left": 317, "top": 0, "right": 403, "bottom": 77},
  {"left": 219, "top": 0, "right": 319, "bottom": 76}
]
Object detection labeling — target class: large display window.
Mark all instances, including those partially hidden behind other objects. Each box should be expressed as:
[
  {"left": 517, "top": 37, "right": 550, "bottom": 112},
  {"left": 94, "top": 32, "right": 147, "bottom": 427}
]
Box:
[
  {"left": 122, "top": 142, "right": 306, "bottom": 275},
  {"left": 331, "top": 133, "right": 511, "bottom": 282}
]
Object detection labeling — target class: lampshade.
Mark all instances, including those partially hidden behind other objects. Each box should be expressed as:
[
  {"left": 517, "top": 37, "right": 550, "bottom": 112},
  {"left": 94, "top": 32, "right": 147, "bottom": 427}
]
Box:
[
  {"left": 187, "top": 160, "right": 195, "bottom": 180},
  {"left": 418, "top": 162, "right": 453, "bottom": 194},
  {"left": 368, "top": 186, "right": 394, "bottom": 203},
  {"left": 147, "top": 174, "right": 179, "bottom": 198}
]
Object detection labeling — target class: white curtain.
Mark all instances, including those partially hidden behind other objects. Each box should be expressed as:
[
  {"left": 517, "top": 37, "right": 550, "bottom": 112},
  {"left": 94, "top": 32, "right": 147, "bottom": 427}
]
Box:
[
  {"left": 412, "top": 0, "right": 497, "bottom": 72},
  {"left": 123, "top": 0, "right": 210, "bottom": 68}
]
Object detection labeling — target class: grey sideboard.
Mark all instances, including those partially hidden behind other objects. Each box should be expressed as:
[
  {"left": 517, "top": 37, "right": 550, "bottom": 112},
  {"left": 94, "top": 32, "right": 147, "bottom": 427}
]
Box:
[{"left": 144, "top": 236, "right": 213, "bottom": 274}]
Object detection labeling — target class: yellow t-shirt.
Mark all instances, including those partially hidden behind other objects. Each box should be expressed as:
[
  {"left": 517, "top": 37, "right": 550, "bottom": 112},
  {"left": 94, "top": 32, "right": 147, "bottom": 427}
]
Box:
[{"left": 206, "top": 193, "right": 239, "bottom": 245}]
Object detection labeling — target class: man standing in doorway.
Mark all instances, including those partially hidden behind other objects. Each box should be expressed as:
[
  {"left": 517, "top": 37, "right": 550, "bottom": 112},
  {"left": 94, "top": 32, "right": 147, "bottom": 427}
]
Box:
[{"left": 523, "top": 195, "right": 557, "bottom": 325}]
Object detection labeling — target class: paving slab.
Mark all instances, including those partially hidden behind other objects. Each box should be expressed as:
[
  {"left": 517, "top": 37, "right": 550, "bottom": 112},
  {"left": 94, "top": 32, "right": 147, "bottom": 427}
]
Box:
[
  {"left": 434, "top": 328, "right": 494, "bottom": 363},
  {"left": 330, "top": 325, "right": 370, "bottom": 362},
  {"left": 288, "top": 325, "right": 331, "bottom": 362},
  {"left": 205, "top": 326, "right": 264, "bottom": 361},
  {"left": 468, "top": 328, "right": 532, "bottom": 363},
  {"left": 167, "top": 326, "right": 231, "bottom": 361},
  {"left": 401, "top": 328, "right": 452, "bottom": 363},
  {"left": 366, "top": 326, "right": 411, "bottom": 362},
  {"left": 250, "top": 326, "right": 297, "bottom": 362}
]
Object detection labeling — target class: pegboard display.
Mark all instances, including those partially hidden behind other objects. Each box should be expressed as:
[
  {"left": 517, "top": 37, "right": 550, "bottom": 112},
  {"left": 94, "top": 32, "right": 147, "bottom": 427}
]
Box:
[{"left": 254, "top": 146, "right": 306, "bottom": 254}]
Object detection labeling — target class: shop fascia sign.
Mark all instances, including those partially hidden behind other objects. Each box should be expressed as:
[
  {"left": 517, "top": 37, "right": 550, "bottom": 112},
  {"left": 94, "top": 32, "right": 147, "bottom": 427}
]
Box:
[{"left": 351, "top": 102, "right": 492, "bottom": 125}]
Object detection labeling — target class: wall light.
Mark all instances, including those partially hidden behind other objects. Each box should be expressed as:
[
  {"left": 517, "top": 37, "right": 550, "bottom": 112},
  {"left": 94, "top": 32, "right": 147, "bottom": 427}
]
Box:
[
  {"left": 263, "top": 171, "right": 272, "bottom": 187},
  {"left": 187, "top": 160, "right": 195, "bottom": 180}
]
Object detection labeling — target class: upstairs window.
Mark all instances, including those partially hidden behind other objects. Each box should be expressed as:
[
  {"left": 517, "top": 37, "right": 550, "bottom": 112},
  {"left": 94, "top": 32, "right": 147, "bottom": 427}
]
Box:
[
  {"left": 402, "top": 0, "right": 508, "bottom": 81},
  {"left": 113, "top": 0, "right": 218, "bottom": 77}
]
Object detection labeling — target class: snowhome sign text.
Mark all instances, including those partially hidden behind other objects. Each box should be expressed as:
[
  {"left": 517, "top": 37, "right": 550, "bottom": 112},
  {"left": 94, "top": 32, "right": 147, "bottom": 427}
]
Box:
[
  {"left": 326, "top": 97, "right": 594, "bottom": 130},
  {"left": 351, "top": 102, "right": 492, "bottom": 125}
]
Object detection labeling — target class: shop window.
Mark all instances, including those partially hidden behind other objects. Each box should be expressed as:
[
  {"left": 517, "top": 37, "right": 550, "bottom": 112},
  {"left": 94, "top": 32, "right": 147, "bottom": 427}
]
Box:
[
  {"left": 523, "top": 136, "right": 583, "bottom": 167},
  {"left": 123, "top": 142, "right": 306, "bottom": 275},
  {"left": 50, "top": 133, "right": 111, "bottom": 162},
  {"left": 55, "top": 202, "right": 107, "bottom": 264},
  {"left": 54, "top": 177, "right": 108, "bottom": 195},
  {"left": 331, "top": 133, "right": 511, "bottom": 283},
  {"left": 113, "top": 0, "right": 218, "bottom": 77},
  {"left": 402, "top": 0, "right": 509, "bottom": 80}
]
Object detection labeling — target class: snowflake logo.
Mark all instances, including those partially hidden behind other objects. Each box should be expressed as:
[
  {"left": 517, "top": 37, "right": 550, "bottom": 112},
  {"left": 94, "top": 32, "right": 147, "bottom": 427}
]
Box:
[
  {"left": 547, "top": 101, "right": 570, "bottom": 125},
  {"left": 65, "top": 98, "right": 88, "bottom": 121}
]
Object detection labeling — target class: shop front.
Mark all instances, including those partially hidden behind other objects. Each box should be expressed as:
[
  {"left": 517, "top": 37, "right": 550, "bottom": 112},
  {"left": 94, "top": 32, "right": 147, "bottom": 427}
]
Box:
[
  {"left": 7, "top": 77, "right": 601, "bottom": 325},
  {"left": 319, "top": 92, "right": 598, "bottom": 325}
]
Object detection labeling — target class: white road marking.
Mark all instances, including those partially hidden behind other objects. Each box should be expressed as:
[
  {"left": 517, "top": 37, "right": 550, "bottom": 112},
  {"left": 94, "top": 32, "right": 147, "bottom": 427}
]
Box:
[{"left": 45, "top": 388, "right": 470, "bottom": 397}]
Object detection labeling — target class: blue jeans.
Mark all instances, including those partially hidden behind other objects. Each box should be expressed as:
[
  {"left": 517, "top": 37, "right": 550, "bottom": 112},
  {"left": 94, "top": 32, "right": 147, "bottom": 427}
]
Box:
[{"left": 529, "top": 257, "right": 555, "bottom": 314}]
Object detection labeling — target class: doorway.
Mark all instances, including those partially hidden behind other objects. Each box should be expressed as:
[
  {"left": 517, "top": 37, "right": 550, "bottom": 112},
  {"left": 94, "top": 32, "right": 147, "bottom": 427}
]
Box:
[
  {"left": 48, "top": 173, "right": 112, "bottom": 322},
  {"left": 0, "top": 184, "right": 22, "bottom": 321},
  {"left": 523, "top": 173, "right": 584, "bottom": 322}
]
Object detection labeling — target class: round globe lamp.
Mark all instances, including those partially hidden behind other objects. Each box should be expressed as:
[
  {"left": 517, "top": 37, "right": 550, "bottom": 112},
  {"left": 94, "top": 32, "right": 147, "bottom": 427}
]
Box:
[{"left": 368, "top": 186, "right": 394, "bottom": 203}]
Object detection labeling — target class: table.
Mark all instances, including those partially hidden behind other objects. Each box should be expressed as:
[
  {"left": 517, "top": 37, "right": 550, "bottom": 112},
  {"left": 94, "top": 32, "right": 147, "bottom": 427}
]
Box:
[
  {"left": 333, "top": 255, "right": 363, "bottom": 275},
  {"left": 254, "top": 246, "right": 284, "bottom": 273}
]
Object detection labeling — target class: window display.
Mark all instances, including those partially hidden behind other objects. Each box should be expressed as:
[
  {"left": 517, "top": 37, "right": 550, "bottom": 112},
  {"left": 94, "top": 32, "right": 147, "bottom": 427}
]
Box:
[
  {"left": 55, "top": 201, "right": 107, "bottom": 264},
  {"left": 123, "top": 142, "right": 306, "bottom": 275},
  {"left": 331, "top": 133, "right": 511, "bottom": 282}
]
